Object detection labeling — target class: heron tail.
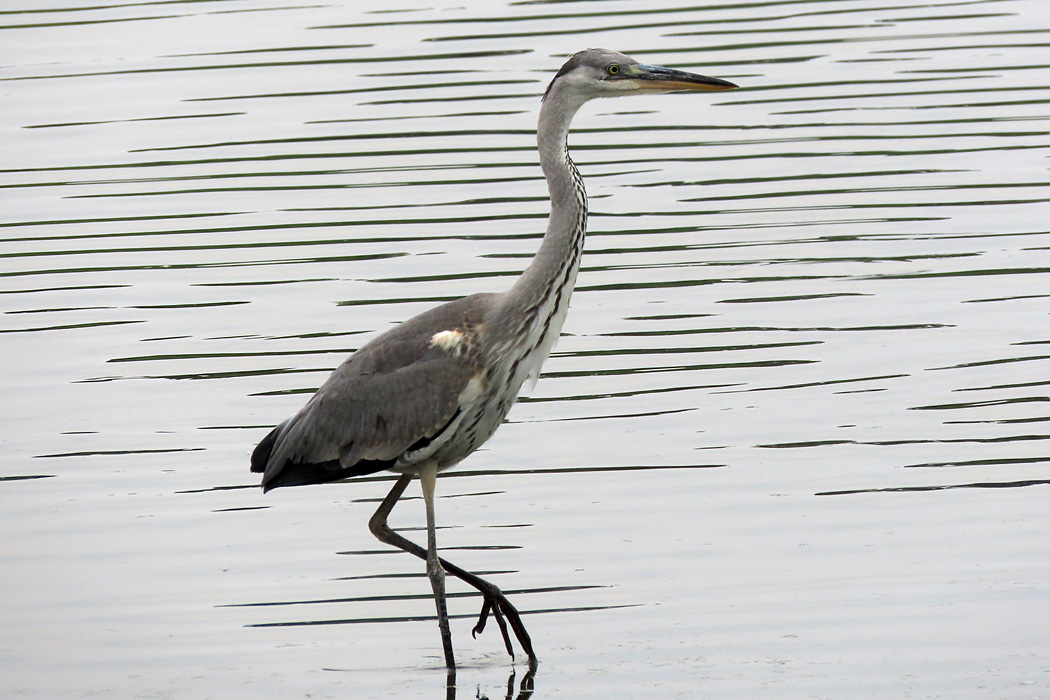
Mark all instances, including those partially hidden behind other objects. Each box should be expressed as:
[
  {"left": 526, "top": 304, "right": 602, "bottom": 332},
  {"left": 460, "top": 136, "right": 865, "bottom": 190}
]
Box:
[{"left": 250, "top": 424, "right": 280, "bottom": 475}]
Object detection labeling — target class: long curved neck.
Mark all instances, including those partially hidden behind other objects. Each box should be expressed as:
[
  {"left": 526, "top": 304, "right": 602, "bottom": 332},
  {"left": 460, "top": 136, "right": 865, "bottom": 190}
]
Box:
[
  {"left": 502, "top": 87, "right": 589, "bottom": 325},
  {"left": 483, "top": 85, "right": 590, "bottom": 392}
]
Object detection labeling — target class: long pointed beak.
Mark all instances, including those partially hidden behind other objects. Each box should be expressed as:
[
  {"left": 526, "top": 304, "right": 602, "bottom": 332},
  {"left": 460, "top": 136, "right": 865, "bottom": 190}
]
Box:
[{"left": 634, "top": 64, "right": 738, "bottom": 92}]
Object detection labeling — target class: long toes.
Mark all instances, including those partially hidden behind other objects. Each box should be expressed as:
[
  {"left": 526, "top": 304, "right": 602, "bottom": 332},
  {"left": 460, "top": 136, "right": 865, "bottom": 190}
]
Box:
[
  {"left": 489, "top": 598, "right": 514, "bottom": 657},
  {"left": 472, "top": 599, "right": 492, "bottom": 638},
  {"left": 500, "top": 604, "right": 536, "bottom": 661},
  {"left": 470, "top": 595, "right": 516, "bottom": 658}
]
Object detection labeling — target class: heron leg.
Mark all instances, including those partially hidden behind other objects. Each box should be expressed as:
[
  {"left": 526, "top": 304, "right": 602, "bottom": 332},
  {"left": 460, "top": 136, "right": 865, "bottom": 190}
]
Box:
[
  {"left": 419, "top": 462, "right": 456, "bottom": 670},
  {"left": 367, "top": 472, "right": 456, "bottom": 670},
  {"left": 367, "top": 474, "right": 536, "bottom": 663}
]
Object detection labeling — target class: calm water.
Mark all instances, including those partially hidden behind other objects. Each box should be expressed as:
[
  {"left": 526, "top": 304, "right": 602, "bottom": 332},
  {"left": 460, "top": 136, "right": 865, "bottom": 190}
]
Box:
[{"left": 3, "top": 0, "right": 1049, "bottom": 698}]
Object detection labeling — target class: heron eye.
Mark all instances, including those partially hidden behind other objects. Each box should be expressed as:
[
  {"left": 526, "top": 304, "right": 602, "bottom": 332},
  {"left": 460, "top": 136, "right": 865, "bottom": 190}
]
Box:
[{"left": 606, "top": 63, "right": 621, "bottom": 76}]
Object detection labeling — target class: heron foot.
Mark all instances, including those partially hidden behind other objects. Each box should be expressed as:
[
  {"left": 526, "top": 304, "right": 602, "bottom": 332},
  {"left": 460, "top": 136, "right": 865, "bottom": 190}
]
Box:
[{"left": 466, "top": 584, "right": 535, "bottom": 662}]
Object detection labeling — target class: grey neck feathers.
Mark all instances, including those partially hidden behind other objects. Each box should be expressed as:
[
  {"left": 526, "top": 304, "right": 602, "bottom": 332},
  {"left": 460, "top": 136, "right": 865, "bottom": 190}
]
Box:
[{"left": 500, "top": 83, "right": 589, "bottom": 329}]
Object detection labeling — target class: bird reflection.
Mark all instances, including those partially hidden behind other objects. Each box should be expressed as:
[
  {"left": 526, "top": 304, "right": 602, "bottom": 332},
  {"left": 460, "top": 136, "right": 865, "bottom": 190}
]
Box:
[{"left": 443, "top": 659, "right": 536, "bottom": 700}]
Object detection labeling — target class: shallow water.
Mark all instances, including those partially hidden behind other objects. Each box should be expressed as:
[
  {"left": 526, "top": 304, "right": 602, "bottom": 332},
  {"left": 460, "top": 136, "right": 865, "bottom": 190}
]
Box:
[{"left": 2, "top": 0, "right": 1049, "bottom": 698}]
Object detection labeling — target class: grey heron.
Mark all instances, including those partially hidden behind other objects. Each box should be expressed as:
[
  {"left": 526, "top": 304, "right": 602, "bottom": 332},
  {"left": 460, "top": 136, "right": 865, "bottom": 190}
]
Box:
[{"left": 251, "top": 48, "right": 737, "bottom": 670}]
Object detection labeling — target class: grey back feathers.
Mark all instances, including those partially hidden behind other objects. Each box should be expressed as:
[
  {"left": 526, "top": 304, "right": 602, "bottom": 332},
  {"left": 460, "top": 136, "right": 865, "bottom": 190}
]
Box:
[{"left": 252, "top": 294, "right": 492, "bottom": 490}]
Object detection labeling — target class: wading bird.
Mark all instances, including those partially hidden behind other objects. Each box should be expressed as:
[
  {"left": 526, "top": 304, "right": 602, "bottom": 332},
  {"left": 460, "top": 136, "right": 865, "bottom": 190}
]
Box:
[{"left": 251, "top": 48, "right": 737, "bottom": 670}]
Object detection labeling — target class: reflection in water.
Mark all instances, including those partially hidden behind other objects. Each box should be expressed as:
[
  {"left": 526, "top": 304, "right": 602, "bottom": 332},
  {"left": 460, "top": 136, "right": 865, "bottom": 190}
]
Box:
[
  {"left": 474, "top": 660, "right": 535, "bottom": 700},
  {"left": 435, "top": 661, "right": 536, "bottom": 700}
]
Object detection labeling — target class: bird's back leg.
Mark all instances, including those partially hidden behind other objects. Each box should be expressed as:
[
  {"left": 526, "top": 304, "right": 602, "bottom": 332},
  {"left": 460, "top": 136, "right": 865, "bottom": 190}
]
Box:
[
  {"left": 368, "top": 474, "right": 536, "bottom": 662},
  {"left": 419, "top": 462, "right": 456, "bottom": 669}
]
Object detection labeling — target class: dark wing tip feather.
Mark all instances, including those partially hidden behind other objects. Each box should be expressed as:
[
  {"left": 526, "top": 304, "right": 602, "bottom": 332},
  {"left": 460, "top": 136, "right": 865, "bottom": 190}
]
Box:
[
  {"left": 260, "top": 458, "right": 393, "bottom": 493},
  {"left": 250, "top": 425, "right": 279, "bottom": 474},
  {"left": 253, "top": 416, "right": 397, "bottom": 492}
]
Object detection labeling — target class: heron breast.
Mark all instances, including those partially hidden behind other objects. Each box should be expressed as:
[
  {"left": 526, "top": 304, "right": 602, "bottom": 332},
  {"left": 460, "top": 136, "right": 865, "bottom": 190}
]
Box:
[{"left": 458, "top": 371, "right": 486, "bottom": 406}]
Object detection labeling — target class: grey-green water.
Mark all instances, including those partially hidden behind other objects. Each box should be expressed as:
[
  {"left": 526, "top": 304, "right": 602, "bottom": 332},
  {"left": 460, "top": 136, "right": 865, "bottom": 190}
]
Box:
[{"left": 2, "top": 0, "right": 1049, "bottom": 698}]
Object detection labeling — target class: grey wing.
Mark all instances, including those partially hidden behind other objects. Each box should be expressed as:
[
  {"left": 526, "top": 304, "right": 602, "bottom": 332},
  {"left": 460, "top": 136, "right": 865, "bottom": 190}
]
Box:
[{"left": 253, "top": 294, "right": 490, "bottom": 489}]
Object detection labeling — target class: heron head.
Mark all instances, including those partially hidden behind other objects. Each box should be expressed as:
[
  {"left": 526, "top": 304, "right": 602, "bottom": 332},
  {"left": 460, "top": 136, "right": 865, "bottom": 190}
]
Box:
[{"left": 543, "top": 48, "right": 738, "bottom": 102}]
